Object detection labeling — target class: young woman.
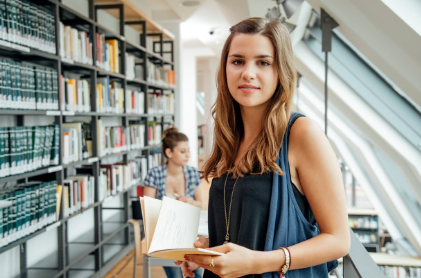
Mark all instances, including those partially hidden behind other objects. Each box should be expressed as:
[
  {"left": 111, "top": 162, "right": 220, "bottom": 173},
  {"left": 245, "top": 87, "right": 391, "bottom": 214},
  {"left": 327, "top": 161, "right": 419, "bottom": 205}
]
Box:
[
  {"left": 143, "top": 127, "right": 203, "bottom": 278},
  {"left": 178, "top": 17, "right": 350, "bottom": 278}
]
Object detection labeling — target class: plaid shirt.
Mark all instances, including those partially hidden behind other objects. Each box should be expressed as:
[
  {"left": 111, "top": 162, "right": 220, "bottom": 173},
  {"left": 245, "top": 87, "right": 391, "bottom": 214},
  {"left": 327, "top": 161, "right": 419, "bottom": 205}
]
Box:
[{"left": 143, "top": 164, "right": 201, "bottom": 200}]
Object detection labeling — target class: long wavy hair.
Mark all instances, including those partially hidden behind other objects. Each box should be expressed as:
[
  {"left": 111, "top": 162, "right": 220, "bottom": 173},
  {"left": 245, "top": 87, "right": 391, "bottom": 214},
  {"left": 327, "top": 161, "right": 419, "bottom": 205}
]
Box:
[{"left": 202, "top": 17, "right": 297, "bottom": 179}]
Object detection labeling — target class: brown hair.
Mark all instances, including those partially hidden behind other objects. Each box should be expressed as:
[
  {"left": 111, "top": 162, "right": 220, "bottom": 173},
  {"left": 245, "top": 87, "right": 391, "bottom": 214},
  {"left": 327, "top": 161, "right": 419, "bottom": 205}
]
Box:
[
  {"left": 162, "top": 127, "right": 188, "bottom": 158},
  {"left": 202, "top": 17, "right": 296, "bottom": 179}
]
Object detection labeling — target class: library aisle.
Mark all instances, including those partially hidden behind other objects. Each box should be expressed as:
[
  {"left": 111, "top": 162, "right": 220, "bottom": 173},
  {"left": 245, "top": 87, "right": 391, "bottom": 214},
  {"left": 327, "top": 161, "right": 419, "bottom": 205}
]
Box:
[{"left": 103, "top": 250, "right": 166, "bottom": 278}]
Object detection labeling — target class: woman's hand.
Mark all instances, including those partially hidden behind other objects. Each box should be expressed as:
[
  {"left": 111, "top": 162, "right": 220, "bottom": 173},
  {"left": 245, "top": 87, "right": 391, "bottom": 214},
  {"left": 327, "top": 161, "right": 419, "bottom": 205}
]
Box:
[
  {"left": 184, "top": 243, "right": 257, "bottom": 278},
  {"left": 176, "top": 236, "right": 209, "bottom": 277}
]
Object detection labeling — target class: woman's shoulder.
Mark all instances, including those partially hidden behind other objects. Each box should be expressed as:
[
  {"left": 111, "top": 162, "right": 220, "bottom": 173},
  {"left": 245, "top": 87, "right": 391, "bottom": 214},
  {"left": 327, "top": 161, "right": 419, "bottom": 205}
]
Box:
[
  {"left": 289, "top": 116, "right": 330, "bottom": 162},
  {"left": 148, "top": 165, "right": 166, "bottom": 174}
]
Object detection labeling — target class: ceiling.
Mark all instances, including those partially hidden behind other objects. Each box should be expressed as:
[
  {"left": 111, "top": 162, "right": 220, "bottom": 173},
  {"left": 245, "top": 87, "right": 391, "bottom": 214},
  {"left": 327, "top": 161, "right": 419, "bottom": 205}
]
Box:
[{"left": 129, "top": 0, "right": 273, "bottom": 54}]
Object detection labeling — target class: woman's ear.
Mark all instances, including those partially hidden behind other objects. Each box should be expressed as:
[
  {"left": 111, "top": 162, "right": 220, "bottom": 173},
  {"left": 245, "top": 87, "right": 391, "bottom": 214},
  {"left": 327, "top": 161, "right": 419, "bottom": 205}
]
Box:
[{"left": 165, "top": 148, "right": 173, "bottom": 158}]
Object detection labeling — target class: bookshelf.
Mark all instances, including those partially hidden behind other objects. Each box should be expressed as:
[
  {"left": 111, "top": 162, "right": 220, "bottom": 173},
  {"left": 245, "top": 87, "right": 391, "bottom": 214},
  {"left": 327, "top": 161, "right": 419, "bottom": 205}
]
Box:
[
  {"left": 348, "top": 207, "right": 380, "bottom": 252},
  {"left": 0, "top": 0, "right": 176, "bottom": 277}
]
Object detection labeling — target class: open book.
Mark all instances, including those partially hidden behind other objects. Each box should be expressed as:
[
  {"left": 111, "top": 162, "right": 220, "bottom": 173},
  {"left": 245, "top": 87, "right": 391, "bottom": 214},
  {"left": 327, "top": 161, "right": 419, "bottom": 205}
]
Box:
[{"left": 139, "top": 196, "right": 223, "bottom": 261}]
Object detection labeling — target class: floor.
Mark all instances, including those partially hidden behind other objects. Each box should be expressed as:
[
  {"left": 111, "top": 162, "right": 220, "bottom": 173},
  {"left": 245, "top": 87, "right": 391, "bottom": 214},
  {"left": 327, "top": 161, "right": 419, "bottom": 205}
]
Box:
[{"left": 103, "top": 250, "right": 168, "bottom": 278}]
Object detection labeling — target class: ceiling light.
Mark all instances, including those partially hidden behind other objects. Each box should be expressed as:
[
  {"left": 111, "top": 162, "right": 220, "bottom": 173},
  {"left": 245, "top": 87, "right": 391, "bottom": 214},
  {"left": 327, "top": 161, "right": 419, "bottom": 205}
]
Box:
[{"left": 180, "top": 0, "right": 200, "bottom": 7}]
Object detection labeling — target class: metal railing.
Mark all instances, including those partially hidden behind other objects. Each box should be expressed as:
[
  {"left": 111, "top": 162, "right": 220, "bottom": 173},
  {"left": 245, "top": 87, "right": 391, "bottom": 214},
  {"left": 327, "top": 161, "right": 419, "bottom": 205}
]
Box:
[{"left": 340, "top": 229, "right": 386, "bottom": 278}]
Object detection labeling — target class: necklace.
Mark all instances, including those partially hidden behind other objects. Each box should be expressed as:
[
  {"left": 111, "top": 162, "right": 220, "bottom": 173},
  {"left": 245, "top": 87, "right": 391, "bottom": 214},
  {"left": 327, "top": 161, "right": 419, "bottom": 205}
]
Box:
[{"left": 223, "top": 173, "right": 239, "bottom": 244}]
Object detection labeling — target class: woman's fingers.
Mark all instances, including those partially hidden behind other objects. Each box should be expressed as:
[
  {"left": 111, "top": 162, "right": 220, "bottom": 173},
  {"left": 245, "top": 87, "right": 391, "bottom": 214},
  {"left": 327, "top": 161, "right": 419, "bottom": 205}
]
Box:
[
  {"left": 181, "top": 264, "right": 195, "bottom": 277},
  {"left": 194, "top": 236, "right": 209, "bottom": 248}
]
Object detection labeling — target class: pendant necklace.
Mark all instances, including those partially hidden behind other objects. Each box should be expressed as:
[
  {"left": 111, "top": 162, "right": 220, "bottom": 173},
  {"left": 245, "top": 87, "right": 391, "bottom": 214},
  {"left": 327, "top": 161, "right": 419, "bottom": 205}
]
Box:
[{"left": 223, "top": 172, "right": 239, "bottom": 244}]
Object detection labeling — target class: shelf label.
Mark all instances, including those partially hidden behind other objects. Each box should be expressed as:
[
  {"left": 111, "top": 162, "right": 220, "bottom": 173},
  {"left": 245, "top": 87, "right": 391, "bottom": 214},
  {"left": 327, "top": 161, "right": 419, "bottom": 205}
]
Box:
[
  {"left": 48, "top": 165, "right": 63, "bottom": 173},
  {"left": 88, "top": 157, "right": 98, "bottom": 163},
  {"left": 62, "top": 111, "right": 75, "bottom": 116},
  {"left": 46, "top": 221, "right": 61, "bottom": 232},
  {"left": 46, "top": 110, "right": 60, "bottom": 116}
]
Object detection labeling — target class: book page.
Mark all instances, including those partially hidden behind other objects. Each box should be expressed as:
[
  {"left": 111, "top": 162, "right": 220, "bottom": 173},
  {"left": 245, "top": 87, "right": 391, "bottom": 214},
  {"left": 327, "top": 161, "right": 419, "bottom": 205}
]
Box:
[
  {"left": 148, "top": 197, "right": 200, "bottom": 253},
  {"left": 139, "top": 196, "right": 162, "bottom": 252}
]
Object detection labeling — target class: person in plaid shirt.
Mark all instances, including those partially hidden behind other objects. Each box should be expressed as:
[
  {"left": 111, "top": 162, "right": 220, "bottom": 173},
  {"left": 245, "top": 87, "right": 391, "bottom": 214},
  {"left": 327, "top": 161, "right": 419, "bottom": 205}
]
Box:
[{"left": 143, "top": 127, "right": 205, "bottom": 278}]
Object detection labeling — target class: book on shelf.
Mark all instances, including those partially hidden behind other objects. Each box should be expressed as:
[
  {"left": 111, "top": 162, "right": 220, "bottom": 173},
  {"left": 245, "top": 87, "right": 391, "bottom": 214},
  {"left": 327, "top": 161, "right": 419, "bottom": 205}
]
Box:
[
  {"left": 0, "top": 0, "right": 56, "bottom": 54},
  {"left": 125, "top": 90, "right": 144, "bottom": 114},
  {"left": 147, "top": 121, "right": 162, "bottom": 146},
  {"left": 0, "top": 181, "right": 58, "bottom": 248},
  {"left": 59, "top": 22, "right": 93, "bottom": 65},
  {"left": 96, "top": 124, "right": 127, "bottom": 156},
  {"left": 128, "top": 123, "right": 145, "bottom": 150},
  {"left": 0, "top": 125, "right": 58, "bottom": 178},
  {"left": 148, "top": 153, "right": 161, "bottom": 169},
  {"left": 63, "top": 175, "right": 95, "bottom": 217},
  {"left": 62, "top": 122, "right": 90, "bottom": 164},
  {"left": 0, "top": 59, "right": 58, "bottom": 110},
  {"left": 97, "top": 77, "right": 125, "bottom": 113},
  {"left": 105, "top": 39, "right": 119, "bottom": 74},
  {"left": 140, "top": 196, "right": 222, "bottom": 261},
  {"left": 61, "top": 76, "right": 91, "bottom": 112}
]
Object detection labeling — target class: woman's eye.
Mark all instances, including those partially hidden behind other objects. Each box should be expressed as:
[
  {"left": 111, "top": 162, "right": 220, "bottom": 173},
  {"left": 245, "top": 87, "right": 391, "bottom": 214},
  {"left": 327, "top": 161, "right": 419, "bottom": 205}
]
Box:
[
  {"left": 232, "top": 60, "right": 244, "bottom": 65},
  {"left": 258, "top": 60, "right": 270, "bottom": 66}
]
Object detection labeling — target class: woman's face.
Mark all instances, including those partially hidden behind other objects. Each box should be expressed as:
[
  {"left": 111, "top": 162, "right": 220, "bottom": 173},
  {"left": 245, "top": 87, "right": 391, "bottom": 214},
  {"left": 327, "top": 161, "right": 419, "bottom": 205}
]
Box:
[
  {"left": 167, "top": 141, "right": 190, "bottom": 166},
  {"left": 226, "top": 34, "right": 278, "bottom": 112}
]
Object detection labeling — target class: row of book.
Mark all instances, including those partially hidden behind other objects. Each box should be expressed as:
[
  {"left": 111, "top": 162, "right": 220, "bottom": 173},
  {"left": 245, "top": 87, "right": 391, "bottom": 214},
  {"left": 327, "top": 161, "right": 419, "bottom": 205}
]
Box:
[
  {"left": 0, "top": 59, "right": 59, "bottom": 110},
  {"left": 0, "top": 125, "right": 59, "bottom": 178},
  {"left": 61, "top": 77, "right": 91, "bottom": 113},
  {"left": 0, "top": 0, "right": 56, "bottom": 54},
  {"left": 60, "top": 75, "right": 146, "bottom": 115},
  {"left": 128, "top": 124, "right": 146, "bottom": 150},
  {"left": 61, "top": 174, "right": 95, "bottom": 217},
  {"left": 61, "top": 160, "right": 146, "bottom": 217},
  {"left": 148, "top": 121, "right": 162, "bottom": 147},
  {"left": 62, "top": 122, "right": 92, "bottom": 165},
  {"left": 349, "top": 216, "right": 378, "bottom": 229},
  {"left": 148, "top": 153, "right": 162, "bottom": 169},
  {"left": 97, "top": 77, "right": 124, "bottom": 113},
  {"left": 98, "top": 160, "right": 144, "bottom": 200},
  {"left": 97, "top": 121, "right": 125, "bottom": 157},
  {"left": 0, "top": 181, "right": 58, "bottom": 248},
  {"left": 59, "top": 22, "right": 93, "bottom": 66},
  {"left": 126, "top": 53, "right": 139, "bottom": 81},
  {"left": 63, "top": 120, "right": 149, "bottom": 162},
  {"left": 354, "top": 231, "right": 378, "bottom": 244},
  {"left": 147, "top": 61, "right": 175, "bottom": 88},
  {"left": 96, "top": 35, "right": 119, "bottom": 74},
  {"left": 379, "top": 265, "right": 421, "bottom": 277},
  {"left": 148, "top": 91, "right": 174, "bottom": 114},
  {"left": 126, "top": 90, "right": 145, "bottom": 114}
]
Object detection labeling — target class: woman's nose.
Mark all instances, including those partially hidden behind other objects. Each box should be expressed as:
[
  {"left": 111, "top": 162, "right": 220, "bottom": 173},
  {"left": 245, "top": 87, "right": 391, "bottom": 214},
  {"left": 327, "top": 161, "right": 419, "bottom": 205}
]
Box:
[{"left": 241, "top": 64, "right": 256, "bottom": 80}]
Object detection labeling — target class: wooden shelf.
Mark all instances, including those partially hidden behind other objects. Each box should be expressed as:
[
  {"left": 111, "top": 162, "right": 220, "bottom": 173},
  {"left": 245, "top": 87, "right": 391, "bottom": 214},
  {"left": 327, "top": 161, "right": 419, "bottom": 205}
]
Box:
[
  {"left": 93, "top": 0, "right": 174, "bottom": 39},
  {"left": 348, "top": 207, "right": 378, "bottom": 216},
  {"left": 369, "top": 252, "right": 421, "bottom": 267}
]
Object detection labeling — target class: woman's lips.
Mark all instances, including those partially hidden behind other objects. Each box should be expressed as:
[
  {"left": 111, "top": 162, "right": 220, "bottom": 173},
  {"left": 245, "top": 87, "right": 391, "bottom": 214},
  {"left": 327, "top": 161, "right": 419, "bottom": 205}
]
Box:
[{"left": 239, "top": 85, "right": 259, "bottom": 94}]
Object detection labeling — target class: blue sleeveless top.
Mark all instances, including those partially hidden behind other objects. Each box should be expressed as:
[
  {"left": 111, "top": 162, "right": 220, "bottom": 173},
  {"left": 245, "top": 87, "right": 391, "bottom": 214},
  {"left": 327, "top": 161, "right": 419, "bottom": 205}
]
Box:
[{"left": 263, "top": 112, "right": 338, "bottom": 278}]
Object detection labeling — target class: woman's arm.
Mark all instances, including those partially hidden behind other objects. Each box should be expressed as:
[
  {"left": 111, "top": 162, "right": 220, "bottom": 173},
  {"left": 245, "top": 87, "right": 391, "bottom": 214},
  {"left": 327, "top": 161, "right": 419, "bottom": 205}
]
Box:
[
  {"left": 143, "top": 186, "right": 157, "bottom": 198},
  {"left": 286, "top": 117, "right": 350, "bottom": 269}
]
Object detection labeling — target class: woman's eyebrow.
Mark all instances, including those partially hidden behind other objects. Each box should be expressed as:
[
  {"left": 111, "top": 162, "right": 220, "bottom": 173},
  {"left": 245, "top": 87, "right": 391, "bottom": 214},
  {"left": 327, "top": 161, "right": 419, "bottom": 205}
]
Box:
[{"left": 228, "top": 54, "right": 274, "bottom": 59}]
